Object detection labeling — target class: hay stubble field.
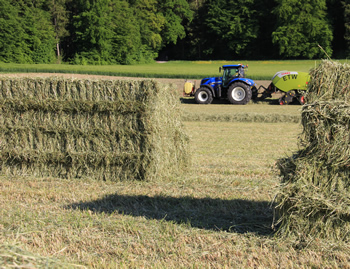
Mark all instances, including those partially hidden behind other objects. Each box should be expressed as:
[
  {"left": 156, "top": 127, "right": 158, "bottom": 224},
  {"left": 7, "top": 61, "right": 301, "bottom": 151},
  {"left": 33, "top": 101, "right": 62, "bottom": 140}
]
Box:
[{"left": 1, "top": 73, "right": 350, "bottom": 268}]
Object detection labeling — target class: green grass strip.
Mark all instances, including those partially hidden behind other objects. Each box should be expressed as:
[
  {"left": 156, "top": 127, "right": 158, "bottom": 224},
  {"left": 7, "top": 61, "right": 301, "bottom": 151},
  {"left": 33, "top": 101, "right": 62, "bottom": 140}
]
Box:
[{"left": 2, "top": 60, "right": 348, "bottom": 80}]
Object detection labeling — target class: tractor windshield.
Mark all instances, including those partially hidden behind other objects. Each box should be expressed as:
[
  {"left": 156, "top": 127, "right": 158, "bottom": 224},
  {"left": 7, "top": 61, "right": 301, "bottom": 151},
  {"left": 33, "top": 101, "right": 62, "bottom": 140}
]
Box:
[
  {"left": 222, "top": 67, "right": 239, "bottom": 86},
  {"left": 222, "top": 66, "right": 245, "bottom": 82}
]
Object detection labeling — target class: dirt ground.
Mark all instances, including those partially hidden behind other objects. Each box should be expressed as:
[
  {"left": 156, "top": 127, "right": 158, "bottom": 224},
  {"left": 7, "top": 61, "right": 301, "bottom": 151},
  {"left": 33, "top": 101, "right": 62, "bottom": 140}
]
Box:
[{"left": 0, "top": 72, "right": 271, "bottom": 94}]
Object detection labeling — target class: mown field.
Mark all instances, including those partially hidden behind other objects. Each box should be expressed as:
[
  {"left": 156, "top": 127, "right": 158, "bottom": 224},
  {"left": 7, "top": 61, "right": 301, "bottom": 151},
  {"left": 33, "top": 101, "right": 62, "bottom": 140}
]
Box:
[
  {"left": 1, "top": 62, "right": 350, "bottom": 268},
  {"left": 1, "top": 59, "right": 348, "bottom": 80},
  {"left": 1, "top": 98, "right": 350, "bottom": 268}
]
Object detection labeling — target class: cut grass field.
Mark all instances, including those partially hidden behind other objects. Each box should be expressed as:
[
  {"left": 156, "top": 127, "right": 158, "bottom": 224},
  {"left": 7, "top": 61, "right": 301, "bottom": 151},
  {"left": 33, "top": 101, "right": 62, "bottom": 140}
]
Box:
[
  {"left": 2, "top": 101, "right": 350, "bottom": 268},
  {"left": 1, "top": 59, "right": 348, "bottom": 80},
  {"left": 181, "top": 101, "right": 302, "bottom": 123}
]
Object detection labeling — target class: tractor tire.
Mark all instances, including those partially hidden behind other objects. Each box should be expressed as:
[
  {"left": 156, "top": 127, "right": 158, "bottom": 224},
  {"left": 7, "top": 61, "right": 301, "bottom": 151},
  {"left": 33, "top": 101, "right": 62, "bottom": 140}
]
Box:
[
  {"left": 194, "top": 87, "right": 213, "bottom": 104},
  {"left": 227, "top": 82, "right": 252, "bottom": 105}
]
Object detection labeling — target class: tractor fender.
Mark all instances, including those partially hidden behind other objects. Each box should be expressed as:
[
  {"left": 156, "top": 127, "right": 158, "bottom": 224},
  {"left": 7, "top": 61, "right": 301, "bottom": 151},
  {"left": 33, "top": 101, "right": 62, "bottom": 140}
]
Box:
[
  {"left": 228, "top": 78, "right": 255, "bottom": 88},
  {"left": 226, "top": 79, "right": 255, "bottom": 96},
  {"left": 199, "top": 84, "right": 217, "bottom": 98}
]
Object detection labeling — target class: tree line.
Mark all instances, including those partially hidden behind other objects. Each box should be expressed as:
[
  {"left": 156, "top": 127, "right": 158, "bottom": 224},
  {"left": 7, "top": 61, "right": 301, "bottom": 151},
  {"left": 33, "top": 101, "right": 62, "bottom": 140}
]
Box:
[{"left": 0, "top": 0, "right": 348, "bottom": 65}]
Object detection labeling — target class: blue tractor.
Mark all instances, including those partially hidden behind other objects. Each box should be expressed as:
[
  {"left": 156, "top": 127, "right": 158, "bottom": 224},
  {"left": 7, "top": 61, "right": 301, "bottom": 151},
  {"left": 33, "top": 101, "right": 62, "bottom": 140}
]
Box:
[{"left": 183, "top": 64, "right": 257, "bottom": 105}]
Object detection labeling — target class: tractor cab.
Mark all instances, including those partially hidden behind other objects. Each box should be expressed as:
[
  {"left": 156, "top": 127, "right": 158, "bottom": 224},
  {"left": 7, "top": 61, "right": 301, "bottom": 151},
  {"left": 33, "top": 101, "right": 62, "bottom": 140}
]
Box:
[{"left": 221, "top": 64, "right": 246, "bottom": 87}]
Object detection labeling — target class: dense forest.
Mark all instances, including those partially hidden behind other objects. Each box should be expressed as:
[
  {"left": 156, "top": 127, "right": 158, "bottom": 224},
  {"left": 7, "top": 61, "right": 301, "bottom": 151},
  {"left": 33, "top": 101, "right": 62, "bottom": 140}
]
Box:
[{"left": 0, "top": 0, "right": 348, "bottom": 64}]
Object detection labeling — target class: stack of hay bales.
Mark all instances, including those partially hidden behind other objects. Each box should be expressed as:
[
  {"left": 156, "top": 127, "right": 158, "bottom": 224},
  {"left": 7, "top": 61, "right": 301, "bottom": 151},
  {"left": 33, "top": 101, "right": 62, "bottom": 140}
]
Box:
[
  {"left": 274, "top": 60, "right": 350, "bottom": 241},
  {"left": 0, "top": 77, "right": 190, "bottom": 181}
]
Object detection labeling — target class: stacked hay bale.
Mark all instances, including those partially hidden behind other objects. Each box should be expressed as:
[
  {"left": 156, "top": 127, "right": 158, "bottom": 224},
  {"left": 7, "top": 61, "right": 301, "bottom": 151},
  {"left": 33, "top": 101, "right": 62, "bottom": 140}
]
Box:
[
  {"left": 0, "top": 77, "right": 190, "bottom": 181},
  {"left": 274, "top": 60, "right": 350, "bottom": 241}
]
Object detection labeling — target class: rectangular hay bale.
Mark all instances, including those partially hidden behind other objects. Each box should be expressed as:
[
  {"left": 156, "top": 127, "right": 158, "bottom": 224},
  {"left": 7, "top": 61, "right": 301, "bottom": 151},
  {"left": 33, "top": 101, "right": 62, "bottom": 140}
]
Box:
[
  {"left": 306, "top": 60, "right": 350, "bottom": 103},
  {"left": 0, "top": 77, "right": 190, "bottom": 181},
  {"left": 274, "top": 60, "right": 350, "bottom": 241}
]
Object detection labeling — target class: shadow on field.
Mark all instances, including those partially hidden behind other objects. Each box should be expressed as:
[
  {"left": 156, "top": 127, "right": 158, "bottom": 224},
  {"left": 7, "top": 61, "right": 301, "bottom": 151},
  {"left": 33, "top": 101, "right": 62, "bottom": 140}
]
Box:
[
  {"left": 180, "top": 97, "right": 231, "bottom": 104},
  {"left": 180, "top": 97, "right": 286, "bottom": 106},
  {"left": 67, "top": 194, "right": 275, "bottom": 235}
]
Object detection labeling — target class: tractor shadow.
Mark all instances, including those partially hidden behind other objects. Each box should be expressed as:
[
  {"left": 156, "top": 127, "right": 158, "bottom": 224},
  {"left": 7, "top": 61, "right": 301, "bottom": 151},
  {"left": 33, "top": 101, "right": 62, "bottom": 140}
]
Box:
[
  {"left": 252, "top": 98, "right": 303, "bottom": 106},
  {"left": 180, "top": 97, "right": 302, "bottom": 106},
  {"left": 251, "top": 98, "right": 280, "bottom": 105},
  {"left": 180, "top": 97, "right": 231, "bottom": 104},
  {"left": 66, "top": 194, "right": 275, "bottom": 236}
]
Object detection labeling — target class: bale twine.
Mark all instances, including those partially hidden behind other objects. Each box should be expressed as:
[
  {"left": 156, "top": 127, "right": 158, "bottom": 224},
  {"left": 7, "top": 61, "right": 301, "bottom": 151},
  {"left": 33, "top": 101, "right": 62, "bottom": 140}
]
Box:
[
  {"left": 274, "top": 60, "right": 350, "bottom": 241},
  {"left": 0, "top": 77, "right": 190, "bottom": 181}
]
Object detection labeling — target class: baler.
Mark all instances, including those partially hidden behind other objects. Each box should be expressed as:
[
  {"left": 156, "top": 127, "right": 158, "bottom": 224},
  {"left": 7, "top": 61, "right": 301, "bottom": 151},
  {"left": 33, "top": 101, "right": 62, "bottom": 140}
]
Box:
[
  {"left": 257, "top": 71, "right": 310, "bottom": 105},
  {"left": 184, "top": 64, "right": 310, "bottom": 105}
]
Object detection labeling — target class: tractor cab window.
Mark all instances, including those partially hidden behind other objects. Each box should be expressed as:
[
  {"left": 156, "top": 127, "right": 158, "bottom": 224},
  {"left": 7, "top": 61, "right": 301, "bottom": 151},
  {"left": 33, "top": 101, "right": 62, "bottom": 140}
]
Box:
[{"left": 223, "top": 68, "right": 239, "bottom": 86}]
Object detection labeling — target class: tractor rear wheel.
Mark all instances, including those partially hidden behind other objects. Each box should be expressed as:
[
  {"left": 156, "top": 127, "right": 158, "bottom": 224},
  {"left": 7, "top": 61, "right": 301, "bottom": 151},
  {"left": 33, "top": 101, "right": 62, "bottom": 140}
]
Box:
[
  {"left": 227, "top": 82, "right": 252, "bottom": 105},
  {"left": 195, "top": 87, "right": 213, "bottom": 104}
]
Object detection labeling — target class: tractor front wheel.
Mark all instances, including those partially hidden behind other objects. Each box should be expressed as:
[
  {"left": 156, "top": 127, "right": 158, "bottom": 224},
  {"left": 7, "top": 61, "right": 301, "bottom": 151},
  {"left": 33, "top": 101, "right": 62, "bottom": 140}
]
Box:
[
  {"left": 195, "top": 87, "right": 213, "bottom": 104},
  {"left": 227, "top": 82, "right": 252, "bottom": 105}
]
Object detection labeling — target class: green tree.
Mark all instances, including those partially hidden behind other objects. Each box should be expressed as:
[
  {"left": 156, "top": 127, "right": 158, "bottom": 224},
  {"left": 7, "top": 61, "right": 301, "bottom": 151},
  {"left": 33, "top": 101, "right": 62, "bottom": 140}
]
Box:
[
  {"left": 0, "top": 0, "right": 55, "bottom": 63},
  {"left": 158, "top": 0, "right": 193, "bottom": 45},
  {"left": 326, "top": 0, "right": 346, "bottom": 58},
  {"left": 69, "top": 0, "right": 113, "bottom": 64},
  {"left": 128, "top": 0, "right": 166, "bottom": 53},
  {"left": 200, "top": 0, "right": 258, "bottom": 59},
  {"left": 128, "top": 0, "right": 193, "bottom": 61},
  {"left": 253, "top": 0, "right": 279, "bottom": 59},
  {"left": 109, "top": 0, "right": 146, "bottom": 64},
  {"left": 45, "top": 0, "right": 71, "bottom": 62},
  {"left": 0, "top": 0, "right": 29, "bottom": 63},
  {"left": 67, "top": 0, "right": 159, "bottom": 64},
  {"left": 344, "top": 1, "right": 350, "bottom": 57},
  {"left": 272, "top": 0, "right": 333, "bottom": 59},
  {"left": 24, "top": 3, "right": 56, "bottom": 63}
]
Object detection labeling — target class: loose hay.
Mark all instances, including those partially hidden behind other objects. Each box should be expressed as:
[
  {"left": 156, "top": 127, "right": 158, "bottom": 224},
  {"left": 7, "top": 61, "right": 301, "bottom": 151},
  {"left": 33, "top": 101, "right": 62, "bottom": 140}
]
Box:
[
  {"left": 0, "top": 244, "right": 72, "bottom": 268},
  {"left": 274, "top": 60, "right": 350, "bottom": 241},
  {"left": 0, "top": 77, "right": 190, "bottom": 181},
  {"left": 306, "top": 60, "right": 350, "bottom": 103},
  {"left": 182, "top": 112, "right": 300, "bottom": 123}
]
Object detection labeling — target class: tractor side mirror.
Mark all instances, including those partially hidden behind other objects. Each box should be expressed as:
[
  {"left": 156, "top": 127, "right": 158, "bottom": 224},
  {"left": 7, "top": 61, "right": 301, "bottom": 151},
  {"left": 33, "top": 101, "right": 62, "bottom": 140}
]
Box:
[{"left": 219, "top": 67, "right": 222, "bottom": 73}]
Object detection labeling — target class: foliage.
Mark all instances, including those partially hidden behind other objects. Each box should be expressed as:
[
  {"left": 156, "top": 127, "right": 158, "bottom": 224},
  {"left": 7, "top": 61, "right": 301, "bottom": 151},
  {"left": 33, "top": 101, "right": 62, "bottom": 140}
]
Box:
[
  {"left": 126, "top": 0, "right": 192, "bottom": 62},
  {"left": 24, "top": 2, "right": 56, "bottom": 63},
  {"left": 68, "top": 0, "right": 114, "bottom": 64},
  {"left": 61, "top": 0, "right": 192, "bottom": 64},
  {"left": 272, "top": 0, "right": 333, "bottom": 59},
  {"left": 251, "top": 0, "right": 279, "bottom": 59},
  {"left": 0, "top": 0, "right": 29, "bottom": 63},
  {"left": 109, "top": 1, "right": 146, "bottom": 64},
  {"left": 200, "top": 0, "right": 258, "bottom": 59},
  {"left": 344, "top": 1, "right": 350, "bottom": 57},
  {"left": 0, "top": 0, "right": 348, "bottom": 63},
  {"left": 158, "top": 0, "right": 193, "bottom": 45},
  {"left": 0, "top": 0, "right": 56, "bottom": 64},
  {"left": 45, "top": 0, "right": 72, "bottom": 61},
  {"left": 327, "top": 0, "right": 347, "bottom": 58}
]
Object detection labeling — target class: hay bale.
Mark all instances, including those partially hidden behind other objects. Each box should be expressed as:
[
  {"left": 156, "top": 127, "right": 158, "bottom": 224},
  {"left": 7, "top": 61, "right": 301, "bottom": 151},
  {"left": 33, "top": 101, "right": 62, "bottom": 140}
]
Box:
[
  {"left": 274, "top": 61, "right": 350, "bottom": 241},
  {"left": 305, "top": 59, "right": 350, "bottom": 103},
  {"left": 0, "top": 77, "right": 190, "bottom": 181}
]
